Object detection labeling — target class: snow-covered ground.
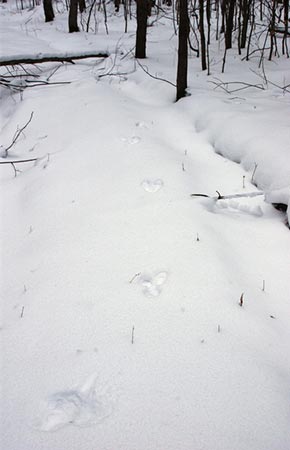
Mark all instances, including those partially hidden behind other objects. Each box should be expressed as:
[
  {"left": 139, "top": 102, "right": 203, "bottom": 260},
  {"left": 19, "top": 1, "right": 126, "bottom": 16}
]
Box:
[{"left": 1, "top": 4, "right": 290, "bottom": 450}]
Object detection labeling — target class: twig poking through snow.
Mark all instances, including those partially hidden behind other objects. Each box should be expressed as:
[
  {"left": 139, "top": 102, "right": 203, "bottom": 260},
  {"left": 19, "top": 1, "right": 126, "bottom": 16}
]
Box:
[
  {"left": 239, "top": 293, "right": 244, "bottom": 307},
  {"left": 131, "top": 326, "right": 135, "bottom": 344},
  {"left": 2, "top": 111, "right": 34, "bottom": 158},
  {"left": 129, "top": 272, "right": 141, "bottom": 284}
]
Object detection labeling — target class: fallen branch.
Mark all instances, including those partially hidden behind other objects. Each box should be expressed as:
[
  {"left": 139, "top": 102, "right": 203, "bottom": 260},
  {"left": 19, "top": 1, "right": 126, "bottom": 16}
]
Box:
[
  {"left": 0, "top": 51, "right": 109, "bottom": 67},
  {"left": 0, "top": 78, "right": 70, "bottom": 90},
  {"left": 208, "top": 78, "right": 265, "bottom": 94},
  {"left": 0, "top": 157, "right": 39, "bottom": 164},
  {"left": 0, "top": 155, "right": 48, "bottom": 177},
  {"left": 135, "top": 58, "right": 176, "bottom": 88},
  {"left": 190, "top": 191, "right": 264, "bottom": 200}
]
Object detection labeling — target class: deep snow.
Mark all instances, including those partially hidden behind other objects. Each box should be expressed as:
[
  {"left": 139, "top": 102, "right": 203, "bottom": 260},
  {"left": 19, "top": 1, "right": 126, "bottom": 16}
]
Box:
[{"left": 1, "top": 3, "right": 290, "bottom": 450}]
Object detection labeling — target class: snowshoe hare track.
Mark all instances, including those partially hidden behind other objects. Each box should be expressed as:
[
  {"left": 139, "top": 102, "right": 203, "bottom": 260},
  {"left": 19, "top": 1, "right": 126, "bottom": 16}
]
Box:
[
  {"left": 139, "top": 271, "right": 168, "bottom": 297},
  {"left": 141, "top": 178, "right": 164, "bottom": 193}
]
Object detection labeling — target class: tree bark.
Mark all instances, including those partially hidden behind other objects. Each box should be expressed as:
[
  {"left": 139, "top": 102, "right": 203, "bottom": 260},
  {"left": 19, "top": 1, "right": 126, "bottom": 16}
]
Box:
[
  {"left": 176, "top": 0, "right": 189, "bottom": 101},
  {"left": 69, "top": 0, "right": 79, "bottom": 33},
  {"left": 43, "top": 0, "right": 55, "bottom": 22},
  {"left": 79, "top": 0, "right": 86, "bottom": 13},
  {"left": 135, "top": 0, "right": 149, "bottom": 58}
]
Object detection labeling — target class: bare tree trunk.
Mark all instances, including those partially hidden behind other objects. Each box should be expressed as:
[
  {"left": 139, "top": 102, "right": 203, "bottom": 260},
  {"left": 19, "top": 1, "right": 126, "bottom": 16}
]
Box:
[
  {"left": 240, "top": 0, "right": 251, "bottom": 49},
  {"left": 176, "top": 0, "right": 189, "bottom": 101},
  {"left": 43, "top": 0, "right": 55, "bottom": 22},
  {"left": 225, "top": 0, "right": 236, "bottom": 49},
  {"left": 69, "top": 0, "right": 79, "bottom": 32},
  {"left": 79, "top": 0, "right": 86, "bottom": 13},
  {"left": 135, "top": 0, "right": 148, "bottom": 58},
  {"left": 199, "top": 0, "right": 207, "bottom": 70},
  {"left": 283, "top": 0, "right": 289, "bottom": 56}
]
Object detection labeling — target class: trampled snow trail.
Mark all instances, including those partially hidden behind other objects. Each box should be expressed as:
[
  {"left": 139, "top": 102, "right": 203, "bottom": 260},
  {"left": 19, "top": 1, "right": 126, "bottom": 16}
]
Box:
[{"left": 1, "top": 10, "right": 290, "bottom": 450}]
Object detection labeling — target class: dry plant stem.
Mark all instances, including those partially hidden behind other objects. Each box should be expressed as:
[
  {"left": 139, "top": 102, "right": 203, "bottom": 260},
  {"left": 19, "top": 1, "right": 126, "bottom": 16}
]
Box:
[
  {"left": 3, "top": 112, "right": 34, "bottom": 157},
  {"left": 239, "top": 293, "right": 244, "bottom": 307}
]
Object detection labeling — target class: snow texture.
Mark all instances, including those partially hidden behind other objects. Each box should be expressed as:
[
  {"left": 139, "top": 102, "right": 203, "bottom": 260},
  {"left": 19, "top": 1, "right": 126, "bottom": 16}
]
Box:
[{"left": 1, "top": 3, "right": 290, "bottom": 450}]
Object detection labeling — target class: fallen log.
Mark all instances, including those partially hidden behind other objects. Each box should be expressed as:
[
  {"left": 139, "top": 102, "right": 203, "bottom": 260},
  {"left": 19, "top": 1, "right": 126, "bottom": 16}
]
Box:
[{"left": 0, "top": 51, "right": 109, "bottom": 67}]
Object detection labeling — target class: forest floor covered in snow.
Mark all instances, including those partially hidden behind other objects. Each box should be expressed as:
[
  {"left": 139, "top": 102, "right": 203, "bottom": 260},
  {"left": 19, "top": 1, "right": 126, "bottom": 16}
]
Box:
[{"left": 1, "top": 3, "right": 290, "bottom": 450}]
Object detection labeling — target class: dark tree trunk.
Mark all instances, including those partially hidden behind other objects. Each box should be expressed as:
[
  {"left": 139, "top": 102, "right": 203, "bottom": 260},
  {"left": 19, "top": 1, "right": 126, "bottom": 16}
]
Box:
[
  {"left": 225, "top": 0, "right": 236, "bottom": 49},
  {"left": 43, "top": 0, "right": 55, "bottom": 22},
  {"left": 176, "top": 0, "right": 189, "bottom": 101},
  {"left": 199, "top": 0, "right": 207, "bottom": 70},
  {"left": 69, "top": 0, "right": 79, "bottom": 32},
  {"left": 135, "top": 0, "right": 149, "bottom": 58},
  {"left": 79, "top": 0, "right": 86, "bottom": 13},
  {"left": 240, "top": 0, "right": 251, "bottom": 49},
  {"left": 283, "top": 0, "right": 289, "bottom": 56}
]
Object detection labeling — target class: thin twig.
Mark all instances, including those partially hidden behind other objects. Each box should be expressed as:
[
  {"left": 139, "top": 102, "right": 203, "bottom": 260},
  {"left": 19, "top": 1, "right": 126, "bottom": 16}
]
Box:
[
  {"left": 135, "top": 58, "right": 176, "bottom": 88},
  {"left": 3, "top": 112, "right": 34, "bottom": 157}
]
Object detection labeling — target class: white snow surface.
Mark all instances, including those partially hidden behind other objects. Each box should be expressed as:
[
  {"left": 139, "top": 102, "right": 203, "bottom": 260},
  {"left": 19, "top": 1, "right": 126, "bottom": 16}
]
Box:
[{"left": 1, "top": 4, "right": 290, "bottom": 450}]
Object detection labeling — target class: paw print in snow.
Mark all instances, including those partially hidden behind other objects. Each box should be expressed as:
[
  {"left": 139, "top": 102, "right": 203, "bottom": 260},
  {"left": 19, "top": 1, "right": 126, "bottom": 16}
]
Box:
[
  {"left": 141, "top": 178, "right": 164, "bottom": 193},
  {"left": 139, "top": 271, "right": 168, "bottom": 297}
]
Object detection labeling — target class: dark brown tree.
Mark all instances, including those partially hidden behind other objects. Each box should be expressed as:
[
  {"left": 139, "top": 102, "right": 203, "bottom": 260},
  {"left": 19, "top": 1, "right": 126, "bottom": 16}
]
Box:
[
  {"left": 69, "top": 0, "right": 79, "bottom": 33},
  {"left": 199, "top": 0, "right": 207, "bottom": 70},
  {"left": 224, "top": 0, "right": 236, "bottom": 49},
  {"left": 176, "top": 0, "right": 189, "bottom": 101},
  {"left": 79, "top": 0, "right": 86, "bottom": 13},
  {"left": 43, "top": 0, "right": 55, "bottom": 22},
  {"left": 135, "top": 0, "right": 149, "bottom": 58}
]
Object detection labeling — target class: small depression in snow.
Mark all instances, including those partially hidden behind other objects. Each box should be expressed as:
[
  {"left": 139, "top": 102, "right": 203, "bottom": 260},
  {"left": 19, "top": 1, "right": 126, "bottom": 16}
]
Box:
[
  {"left": 35, "top": 374, "right": 112, "bottom": 432},
  {"left": 138, "top": 271, "right": 168, "bottom": 297},
  {"left": 141, "top": 178, "right": 164, "bottom": 193}
]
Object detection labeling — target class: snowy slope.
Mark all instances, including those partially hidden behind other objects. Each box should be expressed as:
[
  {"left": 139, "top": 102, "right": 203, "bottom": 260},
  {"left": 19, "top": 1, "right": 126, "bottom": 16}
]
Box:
[{"left": 1, "top": 4, "right": 290, "bottom": 450}]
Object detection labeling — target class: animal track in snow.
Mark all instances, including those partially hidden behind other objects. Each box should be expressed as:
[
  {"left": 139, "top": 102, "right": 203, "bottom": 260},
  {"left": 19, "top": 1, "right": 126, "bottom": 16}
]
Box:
[
  {"left": 35, "top": 374, "right": 112, "bottom": 431},
  {"left": 121, "top": 136, "right": 141, "bottom": 145},
  {"left": 141, "top": 178, "right": 164, "bottom": 193},
  {"left": 135, "top": 121, "right": 149, "bottom": 129},
  {"left": 139, "top": 271, "right": 168, "bottom": 297}
]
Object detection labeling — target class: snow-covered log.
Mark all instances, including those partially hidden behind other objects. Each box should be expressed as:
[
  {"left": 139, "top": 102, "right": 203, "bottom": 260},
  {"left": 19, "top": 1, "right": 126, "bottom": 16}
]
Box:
[{"left": 0, "top": 51, "right": 109, "bottom": 66}]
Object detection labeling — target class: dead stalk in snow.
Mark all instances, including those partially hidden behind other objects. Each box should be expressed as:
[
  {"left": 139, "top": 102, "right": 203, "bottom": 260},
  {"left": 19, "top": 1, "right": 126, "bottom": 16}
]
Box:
[
  {"left": 129, "top": 272, "right": 141, "bottom": 284},
  {"left": 2, "top": 112, "right": 34, "bottom": 158},
  {"left": 239, "top": 293, "right": 244, "bottom": 307}
]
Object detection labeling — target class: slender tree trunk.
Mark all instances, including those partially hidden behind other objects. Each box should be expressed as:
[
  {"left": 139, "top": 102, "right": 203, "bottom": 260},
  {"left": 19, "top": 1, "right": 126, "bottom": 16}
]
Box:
[
  {"left": 269, "top": 0, "right": 276, "bottom": 60},
  {"left": 283, "top": 0, "right": 289, "bottom": 56},
  {"left": 176, "top": 0, "right": 189, "bottom": 101},
  {"left": 240, "top": 0, "right": 250, "bottom": 49},
  {"left": 135, "top": 0, "right": 148, "bottom": 58},
  {"left": 69, "top": 0, "right": 79, "bottom": 32},
  {"left": 199, "top": 0, "right": 207, "bottom": 70},
  {"left": 43, "top": 0, "right": 55, "bottom": 22},
  {"left": 225, "top": 0, "right": 236, "bottom": 49}
]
